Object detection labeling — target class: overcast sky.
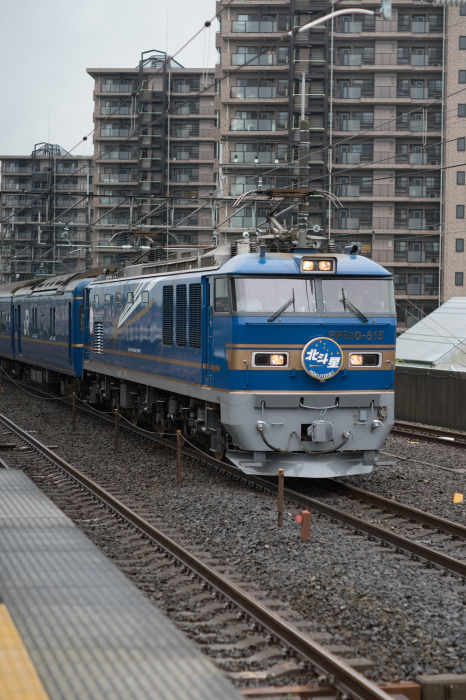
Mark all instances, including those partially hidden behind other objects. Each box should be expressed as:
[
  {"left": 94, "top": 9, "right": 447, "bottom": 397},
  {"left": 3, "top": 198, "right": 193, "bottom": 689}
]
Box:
[{"left": 0, "top": 0, "right": 217, "bottom": 156}]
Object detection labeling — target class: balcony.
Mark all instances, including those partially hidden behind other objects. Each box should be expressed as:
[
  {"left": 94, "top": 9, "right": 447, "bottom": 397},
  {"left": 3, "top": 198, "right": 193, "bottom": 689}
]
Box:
[
  {"left": 230, "top": 86, "right": 280, "bottom": 99},
  {"left": 4, "top": 166, "right": 31, "bottom": 174},
  {"left": 100, "top": 83, "right": 134, "bottom": 93},
  {"left": 407, "top": 283, "right": 439, "bottom": 295},
  {"left": 373, "top": 250, "right": 439, "bottom": 265},
  {"left": 230, "top": 151, "right": 282, "bottom": 164},
  {"left": 336, "top": 152, "right": 361, "bottom": 164},
  {"left": 229, "top": 183, "right": 257, "bottom": 196},
  {"left": 230, "top": 215, "right": 254, "bottom": 228},
  {"left": 410, "top": 87, "right": 428, "bottom": 99},
  {"left": 174, "top": 84, "right": 199, "bottom": 94},
  {"left": 335, "top": 184, "right": 363, "bottom": 197},
  {"left": 409, "top": 21, "right": 442, "bottom": 34},
  {"left": 411, "top": 54, "right": 428, "bottom": 67},
  {"left": 336, "top": 217, "right": 361, "bottom": 230},
  {"left": 231, "top": 20, "right": 278, "bottom": 33},
  {"left": 398, "top": 152, "right": 428, "bottom": 165},
  {"left": 101, "top": 150, "right": 136, "bottom": 160},
  {"left": 338, "top": 21, "right": 375, "bottom": 33},
  {"left": 230, "top": 118, "right": 279, "bottom": 132},
  {"left": 231, "top": 53, "right": 282, "bottom": 67},
  {"left": 101, "top": 106, "right": 133, "bottom": 115},
  {"left": 172, "top": 128, "right": 199, "bottom": 138},
  {"left": 337, "top": 54, "right": 363, "bottom": 66},
  {"left": 407, "top": 218, "right": 426, "bottom": 230},
  {"left": 335, "top": 118, "right": 378, "bottom": 133},
  {"left": 338, "top": 86, "right": 363, "bottom": 99},
  {"left": 100, "top": 128, "right": 132, "bottom": 138},
  {"left": 100, "top": 174, "right": 134, "bottom": 183}
]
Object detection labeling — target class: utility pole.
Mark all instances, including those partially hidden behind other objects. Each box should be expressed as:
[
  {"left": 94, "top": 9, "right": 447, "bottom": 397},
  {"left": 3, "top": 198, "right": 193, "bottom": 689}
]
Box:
[{"left": 297, "top": 117, "right": 310, "bottom": 249}]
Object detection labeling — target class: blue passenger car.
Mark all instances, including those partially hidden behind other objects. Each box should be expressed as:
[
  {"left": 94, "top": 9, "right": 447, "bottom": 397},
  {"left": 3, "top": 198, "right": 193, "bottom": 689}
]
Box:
[{"left": 0, "top": 273, "right": 92, "bottom": 384}]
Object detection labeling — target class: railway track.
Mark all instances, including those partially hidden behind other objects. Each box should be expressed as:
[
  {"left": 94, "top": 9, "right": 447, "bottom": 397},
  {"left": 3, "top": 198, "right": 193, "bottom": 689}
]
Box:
[
  {"left": 96, "top": 411, "right": 466, "bottom": 579},
  {"left": 391, "top": 422, "right": 466, "bottom": 448},
  {"left": 6, "top": 377, "right": 466, "bottom": 579},
  {"left": 0, "top": 412, "right": 405, "bottom": 700}
]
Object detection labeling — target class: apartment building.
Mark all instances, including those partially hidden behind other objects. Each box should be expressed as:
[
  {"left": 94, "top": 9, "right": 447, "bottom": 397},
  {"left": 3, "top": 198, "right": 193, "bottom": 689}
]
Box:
[
  {"left": 215, "top": 0, "right": 329, "bottom": 238},
  {"left": 0, "top": 143, "right": 92, "bottom": 283},
  {"left": 443, "top": 5, "right": 466, "bottom": 302},
  {"left": 87, "top": 50, "right": 217, "bottom": 268},
  {"left": 331, "top": 0, "right": 447, "bottom": 328},
  {"left": 215, "top": 0, "right": 466, "bottom": 329}
]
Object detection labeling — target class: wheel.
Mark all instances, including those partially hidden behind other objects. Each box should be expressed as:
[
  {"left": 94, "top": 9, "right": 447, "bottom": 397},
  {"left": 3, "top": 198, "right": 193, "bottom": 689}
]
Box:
[{"left": 214, "top": 442, "right": 226, "bottom": 461}]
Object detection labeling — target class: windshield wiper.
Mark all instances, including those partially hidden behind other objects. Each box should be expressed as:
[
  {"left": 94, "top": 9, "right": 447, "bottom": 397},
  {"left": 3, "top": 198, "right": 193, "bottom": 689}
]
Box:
[
  {"left": 340, "top": 288, "right": 369, "bottom": 323},
  {"left": 267, "top": 291, "right": 295, "bottom": 322}
]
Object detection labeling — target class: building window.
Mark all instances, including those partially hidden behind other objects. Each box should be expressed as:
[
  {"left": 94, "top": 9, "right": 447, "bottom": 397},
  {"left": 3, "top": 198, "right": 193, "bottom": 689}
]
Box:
[
  {"left": 455, "top": 272, "right": 464, "bottom": 286},
  {"left": 456, "top": 239, "right": 464, "bottom": 252},
  {"left": 457, "top": 172, "right": 465, "bottom": 185},
  {"left": 458, "top": 138, "right": 466, "bottom": 151},
  {"left": 460, "top": 71, "right": 466, "bottom": 83},
  {"left": 459, "top": 105, "right": 466, "bottom": 117},
  {"left": 457, "top": 205, "right": 465, "bottom": 218},
  {"left": 460, "top": 37, "right": 466, "bottom": 49}
]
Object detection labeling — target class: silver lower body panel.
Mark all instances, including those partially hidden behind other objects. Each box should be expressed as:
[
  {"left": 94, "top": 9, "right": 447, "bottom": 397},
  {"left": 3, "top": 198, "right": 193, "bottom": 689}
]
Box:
[{"left": 227, "top": 449, "right": 376, "bottom": 478}]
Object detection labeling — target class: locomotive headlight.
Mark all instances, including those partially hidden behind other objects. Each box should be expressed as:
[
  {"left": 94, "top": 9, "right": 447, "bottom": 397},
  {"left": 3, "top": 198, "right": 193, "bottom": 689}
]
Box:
[
  {"left": 301, "top": 258, "right": 335, "bottom": 273},
  {"left": 253, "top": 352, "right": 288, "bottom": 367},
  {"left": 349, "top": 353, "right": 381, "bottom": 367}
]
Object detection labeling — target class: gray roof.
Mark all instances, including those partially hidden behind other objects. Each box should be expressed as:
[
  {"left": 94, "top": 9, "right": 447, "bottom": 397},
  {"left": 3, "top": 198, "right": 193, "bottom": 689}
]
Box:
[{"left": 396, "top": 297, "right": 466, "bottom": 369}]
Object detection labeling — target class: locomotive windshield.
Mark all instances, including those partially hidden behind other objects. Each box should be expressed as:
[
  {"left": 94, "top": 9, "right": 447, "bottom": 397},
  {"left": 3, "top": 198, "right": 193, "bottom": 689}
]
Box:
[
  {"left": 321, "top": 278, "right": 395, "bottom": 315},
  {"left": 233, "top": 277, "right": 317, "bottom": 313},
  {"left": 230, "top": 277, "right": 394, "bottom": 316}
]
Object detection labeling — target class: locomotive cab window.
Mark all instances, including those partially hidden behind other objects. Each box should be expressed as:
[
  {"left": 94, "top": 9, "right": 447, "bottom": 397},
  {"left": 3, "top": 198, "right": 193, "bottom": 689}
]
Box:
[
  {"left": 104, "top": 294, "right": 111, "bottom": 304},
  {"left": 214, "top": 277, "right": 230, "bottom": 312},
  {"left": 93, "top": 294, "right": 99, "bottom": 306},
  {"left": 233, "top": 277, "right": 317, "bottom": 314},
  {"left": 115, "top": 292, "right": 122, "bottom": 303},
  {"left": 321, "top": 278, "right": 395, "bottom": 316},
  {"left": 127, "top": 292, "right": 134, "bottom": 303}
]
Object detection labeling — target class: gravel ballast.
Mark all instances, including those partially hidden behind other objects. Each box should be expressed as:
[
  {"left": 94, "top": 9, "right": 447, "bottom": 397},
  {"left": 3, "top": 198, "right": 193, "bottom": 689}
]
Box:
[{"left": 1, "top": 381, "right": 465, "bottom": 682}]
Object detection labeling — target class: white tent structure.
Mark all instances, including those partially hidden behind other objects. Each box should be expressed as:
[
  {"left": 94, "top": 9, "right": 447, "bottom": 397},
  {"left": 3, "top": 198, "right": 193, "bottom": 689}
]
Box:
[{"left": 396, "top": 297, "right": 466, "bottom": 371}]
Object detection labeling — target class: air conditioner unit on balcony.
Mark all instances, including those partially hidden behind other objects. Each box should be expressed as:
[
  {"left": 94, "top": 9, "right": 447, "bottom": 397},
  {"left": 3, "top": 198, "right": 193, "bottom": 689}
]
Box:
[
  {"left": 430, "top": 160, "right": 440, "bottom": 165},
  {"left": 429, "top": 192, "right": 439, "bottom": 198}
]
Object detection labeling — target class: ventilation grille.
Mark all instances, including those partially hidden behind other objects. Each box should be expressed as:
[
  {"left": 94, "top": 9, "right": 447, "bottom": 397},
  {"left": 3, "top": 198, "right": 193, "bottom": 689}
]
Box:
[
  {"left": 189, "top": 283, "right": 202, "bottom": 348},
  {"left": 176, "top": 285, "right": 187, "bottom": 347},
  {"left": 94, "top": 322, "right": 103, "bottom": 354},
  {"left": 162, "top": 286, "right": 174, "bottom": 345}
]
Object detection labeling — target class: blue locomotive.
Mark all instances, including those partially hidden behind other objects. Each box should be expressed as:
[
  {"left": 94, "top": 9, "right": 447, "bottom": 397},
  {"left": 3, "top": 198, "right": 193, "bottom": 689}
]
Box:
[{"left": 0, "top": 242, "right": 396, "bottom": 478}]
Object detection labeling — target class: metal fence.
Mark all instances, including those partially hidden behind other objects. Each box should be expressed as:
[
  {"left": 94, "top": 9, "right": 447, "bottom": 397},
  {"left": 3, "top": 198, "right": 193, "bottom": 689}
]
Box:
[{"left": 395, "top": 366, "right": 466, "bottom": 431}]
